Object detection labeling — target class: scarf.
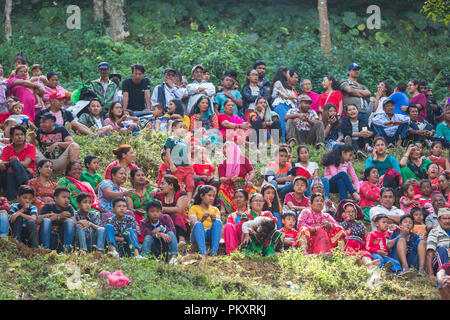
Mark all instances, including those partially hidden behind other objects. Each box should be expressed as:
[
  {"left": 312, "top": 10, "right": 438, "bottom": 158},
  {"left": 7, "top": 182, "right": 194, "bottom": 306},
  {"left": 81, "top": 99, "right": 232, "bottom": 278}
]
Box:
[
  {"left": 66, "top": 176, "right": 100, "bottom": 210},
  {"left": 224, "top": 141, "right": 244, "bottom": 178}
]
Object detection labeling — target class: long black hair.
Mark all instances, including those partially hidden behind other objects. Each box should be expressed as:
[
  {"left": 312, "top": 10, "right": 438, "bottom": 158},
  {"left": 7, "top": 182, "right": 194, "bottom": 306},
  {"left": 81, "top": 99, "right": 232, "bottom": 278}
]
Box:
[
  {"left": 261, "top": 184, "right": 281, "bottom": 214},
  {"left": 193, "top": 185, "right": 216, "bottom": 205},
  {"left": 169, "top": 99, "right": 185, "bottom": 117},
  {"left": 322, "top": 144, "right": 354, "bottom": 167},
  {"left": 271, "top": 66, "right": 290, "bottom": 92}
]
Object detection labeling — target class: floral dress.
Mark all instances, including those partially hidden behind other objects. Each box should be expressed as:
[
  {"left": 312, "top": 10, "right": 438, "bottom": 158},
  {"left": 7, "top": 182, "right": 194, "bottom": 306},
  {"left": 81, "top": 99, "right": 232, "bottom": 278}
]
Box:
[{"left": 28, "top": 178, "right": 56, "bottom": 212}]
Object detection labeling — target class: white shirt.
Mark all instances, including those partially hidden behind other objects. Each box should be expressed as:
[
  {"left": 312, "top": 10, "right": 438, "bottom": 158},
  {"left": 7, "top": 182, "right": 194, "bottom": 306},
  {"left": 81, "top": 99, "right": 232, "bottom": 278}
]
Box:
[
  {"left": 186, "top": 80, "right": 216, "bottom": 115},
  {"left": 369, "top": 205, "right": 405, "bottom": 231}
]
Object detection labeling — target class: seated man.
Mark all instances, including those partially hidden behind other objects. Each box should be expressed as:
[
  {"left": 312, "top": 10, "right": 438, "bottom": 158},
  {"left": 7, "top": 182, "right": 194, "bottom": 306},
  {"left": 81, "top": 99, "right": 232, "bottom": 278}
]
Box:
[
  {"left": 426, "top": 207, "right": 450, "bottom": 281},
  {"left": 29, "top": 112, "right": 80, "bottom": 174},
  {"left": 405, "top": 104, "right": 434, "bottom": 144},
  {"left": 285, "top": 94, "right": 324, "bottom": 149},
  {"left": 0, "top": 125, "right": 36, "bottom": 200},
  {"left": 35, "top": 92, "right": 91, "bottom": 135},
  {"left": 372, "top": 98, "right": 410, "bottom": 146}
]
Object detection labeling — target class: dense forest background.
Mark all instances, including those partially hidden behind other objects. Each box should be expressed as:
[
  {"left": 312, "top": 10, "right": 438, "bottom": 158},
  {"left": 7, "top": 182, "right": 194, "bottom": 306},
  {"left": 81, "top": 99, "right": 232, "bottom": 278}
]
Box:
[{"left": 0, "top": 0, "right": 448, "bottom": 99}]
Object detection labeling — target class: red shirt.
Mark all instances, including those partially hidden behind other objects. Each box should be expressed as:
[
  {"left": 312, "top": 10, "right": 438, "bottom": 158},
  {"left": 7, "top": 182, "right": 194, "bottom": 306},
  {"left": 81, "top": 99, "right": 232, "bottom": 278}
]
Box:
[
  {"left": 281, "top": 227, "right": 298, "bottom": 246},
  {"left": 0, "top": 112, "right": 12, "bottom": 124},
  {"left": 284, "top": 192, "right": 310, "bottom": 208},
  {"left": 1, "top": 142, "right": 36, "bottom": 172},
  {"left": 318, "top": 90, "right": 344, "bottom": 117},
  {"left": 158, "top": 163, "right": 171, "bottom": 186},
  {"left": 193, "top": 163, "right": 215, "bottom": 180},
  {"left": 365, "top": 230, "right": 388, "bottom": 254}
]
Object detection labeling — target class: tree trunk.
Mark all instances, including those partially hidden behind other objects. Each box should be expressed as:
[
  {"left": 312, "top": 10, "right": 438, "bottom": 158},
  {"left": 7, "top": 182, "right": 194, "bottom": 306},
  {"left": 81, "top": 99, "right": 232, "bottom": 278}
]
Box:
[
  {"left": 318, "top": 0, "right": 332, "bottom": 55},
  {"left": 103, "top": 0, "right": 129, "bottom": 42},
  {"left": 4, "top": 0, "right": 12, "bottom": 41},
  {"left": 93, "top": 0, "right": 104, "bottom": 21}
]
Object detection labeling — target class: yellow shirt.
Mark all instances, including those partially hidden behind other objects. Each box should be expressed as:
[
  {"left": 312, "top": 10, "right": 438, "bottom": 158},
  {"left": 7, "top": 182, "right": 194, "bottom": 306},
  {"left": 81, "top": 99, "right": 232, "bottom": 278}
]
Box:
[
  {"left": 188, "top": 205, "right": 220, "bottom": 230},
  {"left": 163, "top": 114, "right": 190, "bottom": 131}
]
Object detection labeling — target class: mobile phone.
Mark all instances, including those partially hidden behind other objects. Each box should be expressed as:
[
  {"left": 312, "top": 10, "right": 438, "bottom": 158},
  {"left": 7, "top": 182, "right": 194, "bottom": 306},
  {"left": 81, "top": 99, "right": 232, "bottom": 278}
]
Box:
[{"left": 362, "top": 127, "right": 367, "bottom": 131}]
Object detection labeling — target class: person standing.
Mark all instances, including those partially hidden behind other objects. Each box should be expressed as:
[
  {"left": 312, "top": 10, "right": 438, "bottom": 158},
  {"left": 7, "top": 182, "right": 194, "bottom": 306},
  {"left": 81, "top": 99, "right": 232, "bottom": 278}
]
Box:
[
  {"left": 186, "top": 64, "right": 215, "bottom": 115},
  {"left": 339, "top": 63, "right": 371, "bottom": 123},
  {"left": 90, "top": 62, "right": 118, "bottom": 112},
  {"left": 253, "top": 60, "right": 271, "bottom": 99},
  {"left": 122, "top": 64, "right": 151, "bottom": 114}
]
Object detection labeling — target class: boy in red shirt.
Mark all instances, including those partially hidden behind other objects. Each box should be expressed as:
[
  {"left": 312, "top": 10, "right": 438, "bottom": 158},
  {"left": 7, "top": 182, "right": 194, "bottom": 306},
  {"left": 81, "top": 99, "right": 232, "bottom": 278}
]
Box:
[
  {"left": 365, "top": 214, "right": 401, "bottom": 273},
  {"left": 280, "top": 211, "right": 298, "bottom": 248},
  {"left": 157, "top": 151, "right": 171, "bottom": 186}
]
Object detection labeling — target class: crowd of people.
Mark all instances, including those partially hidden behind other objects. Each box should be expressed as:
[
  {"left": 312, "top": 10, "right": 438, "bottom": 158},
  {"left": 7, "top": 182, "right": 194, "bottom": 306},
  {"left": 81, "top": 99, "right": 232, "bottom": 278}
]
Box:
[{"left": 0, "top": 53, "right": 449, "bottom": 296}]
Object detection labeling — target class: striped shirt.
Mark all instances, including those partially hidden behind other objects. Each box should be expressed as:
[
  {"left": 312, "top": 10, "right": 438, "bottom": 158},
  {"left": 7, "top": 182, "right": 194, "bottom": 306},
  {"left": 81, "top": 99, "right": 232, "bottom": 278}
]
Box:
[{"left": 426, "top": 224, "right": 450, "bottom": 252}]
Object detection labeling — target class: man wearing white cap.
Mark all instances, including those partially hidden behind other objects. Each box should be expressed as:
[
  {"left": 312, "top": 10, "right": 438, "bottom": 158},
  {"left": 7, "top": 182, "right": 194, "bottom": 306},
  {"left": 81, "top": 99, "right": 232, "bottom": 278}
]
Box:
[
  {"left": 186, "top": 64, "right": 215, "bottom": 115},
  {"left": 426, "top": 207, "right": 450, "bottom": 280}
]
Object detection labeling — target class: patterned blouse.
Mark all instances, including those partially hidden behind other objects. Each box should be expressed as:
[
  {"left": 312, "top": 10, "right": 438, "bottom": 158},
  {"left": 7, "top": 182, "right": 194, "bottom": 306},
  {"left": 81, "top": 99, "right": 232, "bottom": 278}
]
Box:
[
  {"left": 141, "top": 214, "right": 176, "bottom": 238},
  {"left": 359, "top": 181, "right": 380, "bottom": 210},
  {"left": 297, "top": 209, "right": 339, "bottom": 230},
  {"left": 28, "top": 178, "right": 56, "bottom": 209},
  {"left": 128, "top": 186, "right": 156, "bottom": 213},
  {"left": 339, "top": 220, "right": 366, "bottom": 243}
]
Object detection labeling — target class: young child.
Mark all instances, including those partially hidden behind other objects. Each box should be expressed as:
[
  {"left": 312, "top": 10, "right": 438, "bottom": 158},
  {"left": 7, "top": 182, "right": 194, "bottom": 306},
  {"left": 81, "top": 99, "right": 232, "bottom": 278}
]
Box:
[
  {"left": 7, "top": 101, "right": 37, "bottom": 130},
  {"left": 141, "top": 199, "right": 179, "bottom": 264},
  {"left": 428, "top": 141, "right": 450, "bottom": 172},
  {"left": 157, "top": 151, "right": 171, "bottom": 186},
  {"left": 38, "top": 187, "right": 76, "bottom": 252},
  {"left": 264, "top": 147, "right": 292, "bottom": 197},
  {"left": 188, "top": 185, "right": 222, "bottom": 256},
  {"left": 410, "top": 207, "right": 427, "bottom": 240},
  {"left": 122, "top": 109, "right": 141, "bottom": 135},
  {"left": 399, "top": 183, "right": 420, "bottom": 215},
  {"left": 338, "top": 201, "right": 379, "bottom": 268},
  {"left": 105, "top": 197, "right": 142, "bottom": 259},
  {"left": 29, "top": 64, "right": 47, "bottom": 110},
  {"left": 8, "top": 185, "right": 39, "bottom": 248},
  {"left": 387, "top": 214, "right": 427, "bottom": 277},
  {"left": 144, "top": 103, "right": 170, "bottom": 132},
  {"left": 193, "top": 146, "right": 216, "bottom": 188},
  {"left": 283, "top": 176, "right": 311, "bottom": 224},
  {"left": 365, "top": 214, "right": 402, "bottom": 273},
  {"left": 75, "top": 192, "right": 105, "bottom": 253},
  {"left": 414, "top": 179, "right": 434, "bottom": 215},
  {"left": 164, "top": 119, "right": 195, "bottom": 203},
  {"left": 81, "top": 155, "right": 103, "bottom": 193},
  {"left": 280, "top": 211, "right": 298, "bottom": 248},
  {"left": 105, "top": 102, "right": 139, "bottom": 135},
  {"left": 240, "top": 216, "right": 285, "bottom": 257},
  {"left": 213, "top": 74, "right": 242, "bottom": 115}
]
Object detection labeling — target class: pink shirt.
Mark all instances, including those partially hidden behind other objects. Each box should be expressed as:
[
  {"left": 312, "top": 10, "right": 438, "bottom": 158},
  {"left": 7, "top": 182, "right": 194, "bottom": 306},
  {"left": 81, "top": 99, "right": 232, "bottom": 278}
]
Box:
[
  {"left": 306, "top": 91, "right": 320, "bottom": 112},
  {"left": 324, "top": 162, "right": 360, "bottom": 192}
]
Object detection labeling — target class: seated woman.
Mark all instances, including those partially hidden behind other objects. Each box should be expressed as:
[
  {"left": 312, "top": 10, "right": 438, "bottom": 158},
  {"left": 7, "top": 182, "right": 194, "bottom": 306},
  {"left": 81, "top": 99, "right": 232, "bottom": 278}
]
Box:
[
  {"left": 98, "top": 166, "right": 135, "bottom": 225},
  {"left": 166, "top": 99, "right": 190, "bottom": 131},
  {"left": 104, "top": 102, "right": 140, "bottom": 135},
  {"left": 247, "top": 96, "right": 281, "bottom": 145},
  {"left": 126, "top": 168, "right": 156, "bottom": 243},
  {"left": 336, "top": 200, "right": 378, "bottom": 268},
  {"left": 240, "top": 216, "right": 285, "bottom": 257},
  {"left": 78, "top": 98, "right": 113, "bottom": 136},
  {"left": 261, "top": 184, "right": 283, "bottom": 230},
  {"left": 8, "top": 65, "right": 43, "bottom": 120},
  {"left": 56, "top": 160, "right": 99, "bottom": 211},
  {"left": 104, "top": 144, "right": 139, "bottom": 181},
  {"left": 188, "top": 185, "right": 222, "bottom": 256},
  {"left": 28, "top": 159, "right": 56, "bottom": 212},
  {"left": 400, "top": 142, "right": 433, "bottom": 187},
  {"left": 217, "top": 141, "right": 256, "bottom": 214},
  {"left": 296, "top": 193, "right": 347, "bottom": 255},
  {"left": 153, "top": 175, "right": 189, "bottom": 248},
  {"left": 322, "top": 103, "right": 343, "bottom": 150},
  {"left": 438, "top": 173, "right": 450, "bottom": 202},
  {"left": 189, "top": 95, "right": 221, "bottom": 146},
  {"left": 360, "top": 167, "right": 381, "bottom": 221},
  {"left": 218, "top": 99, "right": 251, "bottom": 144},
  {"left": 323, "top": 144, "right": 360, "bottom": 202},
  {"left": 428, "top": 141, "right": 450, "bottom": 173},
  {"left": 43, "top": 71, "right": 72, "bottom": 107},
  {"left": 223, "top": 189, "right": 249, "bottom": 254},
  {"left": 339, "top": 104, "right": 373, "bottom": 154}
]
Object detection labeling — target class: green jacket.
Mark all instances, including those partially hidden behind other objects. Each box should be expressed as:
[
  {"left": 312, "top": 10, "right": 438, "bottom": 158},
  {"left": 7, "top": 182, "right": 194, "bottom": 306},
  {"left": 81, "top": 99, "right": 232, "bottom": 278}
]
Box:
[{"left": 90, "top": 79, "right": 118, "bottom": 110}]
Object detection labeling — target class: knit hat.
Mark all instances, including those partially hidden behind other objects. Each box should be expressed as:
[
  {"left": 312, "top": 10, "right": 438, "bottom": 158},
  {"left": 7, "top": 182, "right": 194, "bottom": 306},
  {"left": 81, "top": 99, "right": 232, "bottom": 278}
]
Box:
[{"left": 438, "top": 207, "right": 450, "bottom": 218}]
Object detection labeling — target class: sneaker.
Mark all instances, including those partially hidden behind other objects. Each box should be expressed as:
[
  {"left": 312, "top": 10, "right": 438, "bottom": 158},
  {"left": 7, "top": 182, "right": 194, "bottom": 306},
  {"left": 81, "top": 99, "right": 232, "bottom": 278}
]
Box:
[
  {"left": 288, "top": 139, "right": 297, "bottom": 149},
  {"left": 108, "top": 249, "right": 120, "bottom": 259},
  {"left": 134, "top": 254, "right": 145, "bottom": 260},
  {"left": 417, "top": 269, "right": 427, "bottom": 277},
  {"left": 169, "top": 257, "right": 179, "bottom": 265},
  {"left": 397, "top": 268, "right": 416, "bottom": 279}
]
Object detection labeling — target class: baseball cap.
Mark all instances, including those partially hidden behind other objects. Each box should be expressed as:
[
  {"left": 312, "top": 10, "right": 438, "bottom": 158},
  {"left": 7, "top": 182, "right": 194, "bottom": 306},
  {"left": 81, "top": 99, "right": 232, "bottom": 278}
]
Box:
[
  {"left": 191, "top": 64, "right": 204, "bottom": 74},
  {"left": 98, "top": 62, "right": 110, "bottom": 69},
  {"left": 372, "top": 213, "right": 388, "bottom": 222},
  {"left": 348, "top": 62, "right": 361, "bottom": 70},
  {"left": 298, "top": 94, "right": 313, "bottom": 102},
  {"left": 49, "top": 92, "right": 66, "bottom": 100},
  {"left": 438, "top": 207, "right": 450, "bottom": 218},
  {"left": 164, "top": 68, "right": 176, "bottom": 75},
  {"left": 40, "top": 112, "right": 57, "bottom": 122},
  {"left": 382, "top": 98, "right": 395, "bottom": 107}
]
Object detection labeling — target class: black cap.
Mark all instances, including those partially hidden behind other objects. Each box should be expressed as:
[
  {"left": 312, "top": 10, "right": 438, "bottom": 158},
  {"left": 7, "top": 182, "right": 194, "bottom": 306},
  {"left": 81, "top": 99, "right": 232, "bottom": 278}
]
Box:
[
  {"left": 40, "top": 112, "right": 56, "bottom": 122},
  {"left": 164, "top": 68, "right": 176, "bottom": 75}
]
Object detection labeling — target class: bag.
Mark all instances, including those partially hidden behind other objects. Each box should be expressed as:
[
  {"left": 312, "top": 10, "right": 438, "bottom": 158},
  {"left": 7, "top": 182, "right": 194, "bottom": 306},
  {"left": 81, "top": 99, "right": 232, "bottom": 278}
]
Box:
[{"left": 79, "top": 86, "right": 97, "bottom": 101}]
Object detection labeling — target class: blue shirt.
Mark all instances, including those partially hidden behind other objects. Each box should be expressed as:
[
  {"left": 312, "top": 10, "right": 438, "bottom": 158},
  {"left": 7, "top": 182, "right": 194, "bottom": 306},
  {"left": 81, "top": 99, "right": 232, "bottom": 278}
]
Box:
[
  {"left": 389, "top": 92, "right": 409, "bottom": 115},
  {"left": 214, "top": 91, "right": 242, "bottom": 115}
]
